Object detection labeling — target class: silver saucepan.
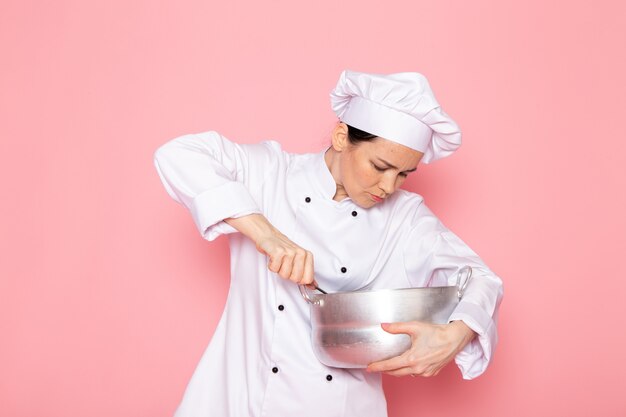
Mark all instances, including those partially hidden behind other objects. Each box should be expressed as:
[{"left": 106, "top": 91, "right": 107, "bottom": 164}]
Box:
[{"left": 298, "top": 266, "right": 473, "bottom": 368}]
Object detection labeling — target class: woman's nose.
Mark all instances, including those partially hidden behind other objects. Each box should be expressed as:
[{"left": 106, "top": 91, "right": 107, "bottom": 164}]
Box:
[{"left": 378, "top": 174, "right": 396, "bottom": 195}]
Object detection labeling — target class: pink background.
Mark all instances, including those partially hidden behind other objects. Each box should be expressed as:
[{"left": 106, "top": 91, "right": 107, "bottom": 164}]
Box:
[{"left": 2, "top": 0, "right": 625, "bottom": 416}]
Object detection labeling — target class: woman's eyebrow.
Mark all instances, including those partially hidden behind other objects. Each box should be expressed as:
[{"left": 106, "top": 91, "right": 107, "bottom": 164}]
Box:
[{"left": 376, "top": 157, "right": 417, "bottom": 172}]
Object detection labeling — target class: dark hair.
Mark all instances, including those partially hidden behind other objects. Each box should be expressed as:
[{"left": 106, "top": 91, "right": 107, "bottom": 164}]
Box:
[{"left": 346, "top": 124, "right": 378, "bottom": 145}]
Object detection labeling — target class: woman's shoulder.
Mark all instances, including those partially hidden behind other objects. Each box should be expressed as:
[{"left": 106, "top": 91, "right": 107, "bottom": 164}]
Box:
[
  {"left": 386, "top": 189, "right": 444, "bottom": 231},
  {"left": 190, "top": 130, "right": 298, "bottom": 165},
  {"left": 386, "top": 189, "right": 426, "bottom": 214}
]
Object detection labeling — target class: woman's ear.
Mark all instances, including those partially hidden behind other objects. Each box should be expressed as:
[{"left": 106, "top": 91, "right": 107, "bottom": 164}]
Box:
[{"left": 331, "top": 122, "right": 350, "bottom": 152}]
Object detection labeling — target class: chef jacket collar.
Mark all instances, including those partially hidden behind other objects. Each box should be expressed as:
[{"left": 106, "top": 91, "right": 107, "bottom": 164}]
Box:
[{"left": 312, "top": 147, "right": 346, "bottom": 201}]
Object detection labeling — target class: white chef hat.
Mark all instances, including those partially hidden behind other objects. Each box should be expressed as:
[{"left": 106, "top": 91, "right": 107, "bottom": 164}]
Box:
[{"left": 329, "top": 70, "right": 462, "bottom": 164}]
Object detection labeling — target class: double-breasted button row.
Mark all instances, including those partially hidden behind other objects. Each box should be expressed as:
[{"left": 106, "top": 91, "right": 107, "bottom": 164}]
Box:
[
  {"left": 303, "top": 196, "right": 358, "bottom": 218},
  {"left": 271, "top": 366, "right": 332, "bottom": 382},
  {"left": 302, "top": 195, "right": 351, "bottom": 276}
]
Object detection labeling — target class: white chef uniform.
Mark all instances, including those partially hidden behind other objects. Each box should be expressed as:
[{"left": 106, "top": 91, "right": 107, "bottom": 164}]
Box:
[{"left": 153, "top": 130, "right": 504, "bottom": 417}]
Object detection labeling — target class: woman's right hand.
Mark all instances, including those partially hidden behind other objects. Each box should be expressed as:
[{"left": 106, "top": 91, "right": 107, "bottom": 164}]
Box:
[
  {"left": 255, "top": 230, "right": 315, "bottom": 285},
  {"left": 224, "top": 214, "right": 316, "bottom": 286}
]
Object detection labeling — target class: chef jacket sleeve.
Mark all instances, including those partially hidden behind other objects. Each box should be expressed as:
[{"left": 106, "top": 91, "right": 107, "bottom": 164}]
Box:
[
  {"left": 153, "top": 130, "right": 281, "bottom": 241},
  {"left": 403, "top": 202, "right": 504, "bottom": 380}
]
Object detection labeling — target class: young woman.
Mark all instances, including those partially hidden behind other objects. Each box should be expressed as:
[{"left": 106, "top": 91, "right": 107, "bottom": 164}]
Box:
[{"left": 153, "top": 70, "right": 503, "bottom": 417}]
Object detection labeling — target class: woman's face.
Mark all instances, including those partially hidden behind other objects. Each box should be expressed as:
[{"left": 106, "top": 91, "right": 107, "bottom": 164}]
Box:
[{"left": 331, "top": 131, "right": 423, "bottom": 208}]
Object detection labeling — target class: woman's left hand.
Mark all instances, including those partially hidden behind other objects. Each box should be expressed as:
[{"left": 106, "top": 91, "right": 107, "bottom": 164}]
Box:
[{"left": 366, "top": 320, "right": 477, "bottom": 377}]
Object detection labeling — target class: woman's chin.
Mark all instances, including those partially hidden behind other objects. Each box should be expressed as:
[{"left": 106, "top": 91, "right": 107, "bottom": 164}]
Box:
[{"left": 353, "top": 196, "right": 378, "bottom": 209}]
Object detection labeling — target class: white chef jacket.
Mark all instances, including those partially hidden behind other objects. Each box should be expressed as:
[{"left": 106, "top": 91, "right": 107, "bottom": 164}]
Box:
[{"left": 153, "top": 130, "right": 503, "bottom": 417}]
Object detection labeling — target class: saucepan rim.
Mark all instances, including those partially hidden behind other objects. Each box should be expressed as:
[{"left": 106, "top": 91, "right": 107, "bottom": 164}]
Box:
[{"left": 299, "top": 265, "right": 473, "bottom": 305}]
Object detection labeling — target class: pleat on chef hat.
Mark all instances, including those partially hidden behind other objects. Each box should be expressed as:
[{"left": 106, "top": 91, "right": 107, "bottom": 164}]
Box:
[{"left": 329, "top": 70, "right": 462, "bottom": 164}]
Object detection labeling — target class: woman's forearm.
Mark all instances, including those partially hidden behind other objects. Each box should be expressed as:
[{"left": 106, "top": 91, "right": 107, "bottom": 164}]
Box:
[
  {"left": 224, "top": 213, "right": 315, "bottom": 285},
  {"left": 448, "top": 320, "right": 477, "bottom": 351},
  {"left": 224, "top": 213, "right": 275, "bottom": 246}
]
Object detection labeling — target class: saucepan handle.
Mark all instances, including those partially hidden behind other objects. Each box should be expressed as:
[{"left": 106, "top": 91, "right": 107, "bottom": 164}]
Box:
[
  {"left": 455, "top": 266, "right": 473, "bottom": 300},
  {"left": 298, "top": 284, "right": 320, "bottom": 305}
]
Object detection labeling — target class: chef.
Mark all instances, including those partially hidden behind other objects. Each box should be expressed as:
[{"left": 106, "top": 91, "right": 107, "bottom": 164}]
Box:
[{"left": 153, "top": 69, "right": 503, "bottom": 417}]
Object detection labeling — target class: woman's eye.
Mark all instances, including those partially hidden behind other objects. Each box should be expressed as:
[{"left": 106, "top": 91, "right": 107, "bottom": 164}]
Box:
[{"left": 372, "top": 163, "right": 386, "bottom": 172}]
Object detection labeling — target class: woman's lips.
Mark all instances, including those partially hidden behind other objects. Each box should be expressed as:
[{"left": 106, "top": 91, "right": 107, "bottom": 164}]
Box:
[{"left": 369, "top": 193, "right": 384, "bottom": 202}]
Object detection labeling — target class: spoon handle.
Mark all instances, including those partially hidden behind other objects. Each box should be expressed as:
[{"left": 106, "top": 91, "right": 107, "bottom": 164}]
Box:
[{"left": 315, "top": 286, "right": 327, "bottom": 294}]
